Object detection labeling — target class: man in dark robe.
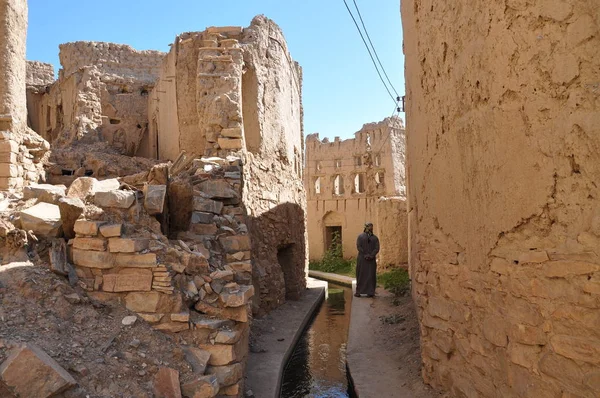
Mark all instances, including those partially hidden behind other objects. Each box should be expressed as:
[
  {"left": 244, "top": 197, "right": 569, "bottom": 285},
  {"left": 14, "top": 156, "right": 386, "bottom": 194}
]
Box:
[{"left": 355, "top": 222, "right": 379, "bottom": 298}]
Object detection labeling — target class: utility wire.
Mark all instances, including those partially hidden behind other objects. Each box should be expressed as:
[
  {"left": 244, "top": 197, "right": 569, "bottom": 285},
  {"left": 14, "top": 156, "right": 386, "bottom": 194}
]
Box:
[
  {"left": 342, "top": 0, "right": 398, "bottom": 106},
  {"left": 351, "top": 0, "right": 401, "bottom": 99}
]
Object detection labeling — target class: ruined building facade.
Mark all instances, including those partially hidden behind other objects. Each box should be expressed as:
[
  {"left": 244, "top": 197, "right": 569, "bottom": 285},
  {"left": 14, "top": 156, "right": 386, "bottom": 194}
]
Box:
[
  {"left": 305, "top": 117, "right": 408, "bottom": 269},
  {"left": 402, "top": 0, "right": 600, "bottom": 396},
  {"left": 23, "top": 17, "right": 307, "bottom": 316},
  {"left": 0, "top": 2, "right": 307, "bottom": 394}
]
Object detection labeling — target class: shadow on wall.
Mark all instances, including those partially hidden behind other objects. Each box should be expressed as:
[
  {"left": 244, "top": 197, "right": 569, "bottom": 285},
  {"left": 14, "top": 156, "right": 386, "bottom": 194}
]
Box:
[{"left": 246, "top": 202, "right": 308, "bottom": 317}]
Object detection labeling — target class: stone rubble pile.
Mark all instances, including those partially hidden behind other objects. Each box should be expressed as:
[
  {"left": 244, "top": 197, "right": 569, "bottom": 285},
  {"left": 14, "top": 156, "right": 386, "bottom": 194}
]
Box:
[{"left": 0, "top": 155, "right": 253, "bottom": 397}]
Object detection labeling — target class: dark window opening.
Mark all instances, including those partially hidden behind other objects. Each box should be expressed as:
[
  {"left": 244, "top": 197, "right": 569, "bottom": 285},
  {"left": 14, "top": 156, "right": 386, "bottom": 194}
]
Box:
[
  {"left": 84, "top": 170, "right": 94, "bottom": 176},
  {"left": 61, "top": 169, "right": 75, "bottom": 176},
  {"left": 110, "top": 118, "right": 121, "bottom": 125}
]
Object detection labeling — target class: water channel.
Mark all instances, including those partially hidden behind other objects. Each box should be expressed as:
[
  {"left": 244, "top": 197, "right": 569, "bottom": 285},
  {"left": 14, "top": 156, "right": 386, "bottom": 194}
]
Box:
[{"left": 280, "top": 283, "right": 356, "bottom": 398}]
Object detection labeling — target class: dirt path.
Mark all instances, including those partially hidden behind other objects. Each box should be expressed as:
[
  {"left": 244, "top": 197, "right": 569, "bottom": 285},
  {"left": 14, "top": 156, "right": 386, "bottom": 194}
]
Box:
[{"left": 347, "top": 287, "right": 445, "bottom": 398}]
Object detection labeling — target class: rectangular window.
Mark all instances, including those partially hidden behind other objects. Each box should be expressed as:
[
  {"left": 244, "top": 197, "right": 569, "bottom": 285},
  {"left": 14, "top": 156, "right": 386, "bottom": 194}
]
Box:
[
  {"left": 354, "top": 173, "right": 365, "bottom": 194},
  {"left": 374, "top": 154, "right": 381, "bottom": 167},
  {"left": 333, "top": 174, "right": 344, "bottom": 195},
  {"left": 334, "top": 159, "right": 342, "bottom": 169},
  {"left": 354, "top": 156, "right": 362, "bottom": 167},
  {"left": 314, "top": 177, "right": 321, "bottom": 194}
]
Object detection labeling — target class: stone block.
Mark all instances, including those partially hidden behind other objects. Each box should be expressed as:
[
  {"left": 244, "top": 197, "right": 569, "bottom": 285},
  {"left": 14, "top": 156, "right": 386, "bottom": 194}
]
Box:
[
  {"left": 206, "top": 26, "right": 243, "bottom": 35},
  {"left": 67, "top": 177, "right": 120, "bottom": 200},
  {"left": 95, "top": 190, "right": 136, "bottom": 209},
  {"left": 193, "top": 197, "right": 224, "bottom": 214},
  {"left": 191, "top": 223, "right": 218, "bottom": 235},
  {"left": 144, "top": 184, "right": 166, "bottom": 215},
  {"left": 0, "top": 177, "right": 23, "bottom": 189},
  {"left": 108, "top": 238, "right": 149, "bottom": 253},
  {"left": 518, "top": 250, "right": 549, "bottom": 264},
  {"left": 199, "top": 344, "right": 236, "bottom": 366},
  {"left": 125, "top": 291, "right": 161, "bottom": 312},
  {"left": 198, "top": 180, "right": 237, "bottom": 199},
  {"left": 218, "top": 138, "right": 243, "bottom": 150},
  {"left": 192, "top": 212, "right": 215, "bottom": 224},
  {"left": 0, "top": 140, "right": 19, "bottom": 153},
  {"left": 99, "top": 223, "right": 122, "bottom": 237},
  {"left": 72, "top": 249, "right": 114, "bottom": 269},
  {"left": 195, "top": 301, "right": 248, "bottom": 323},
  {"left": 0, "top": 163, "right": 18, "bottom": 178},
  {"left": 219, "top": 382, "right": 241, "bottom": 396},
  {"left": 115, "top": 253, "right": 157, "bottom": 268},
  {"left": 550, "top": 334, "right": 600, "bottom": 364},
  {"left": 219, "top": 235, "right": 250, "bottom": 253},
  {"left": 58, "top": 197, "right": 85, "bottom": 239},
  {"left": 228, "top": 261, "right": 252, "bottom": 273},
  {"left": 23, "top": 184, "right": 66, "bottom": 203},
  {"left": 181, "top": 374, "right": 219, "bottom": 398},
  {"left": 215, "top": 327, "right": 244, "bottom": 345},
  {"left": 206, "top": 363, "right": 243, "bottom": 387},
  {"left": 73, "top": 237, "right": 107, "bottom": 251},
  {"left": 49, "top": 239, "right": 68, "bottom": 276},
  {"left": 508, "top": 323, "right": 548, "bottom": 346},
  {"left": 220, "top": 127, "right": 242, "bottom": 138},
  {"left": 103, "top": 269, "right": 153, "bottom": 292},
  {"left": 153, "top": 367, "right": 182, "bottom": 398},
  {"left": 20, "top": 202, "right": 62, "bottom": 237},
  {"left": 139, "top": 313, "right": 164, "bottom": 323},
  {"left": 0, "top": 151, "right": 16, "bottom": 163},
  {"left": 219, "top": 285, "right": 254, "bottom": 307},
  {"left": 154, "top": 322, "right": 189, "bottom": 333},
  {"left": 74, "top": 220, "right": 101, "bottom": 236},
  {"left": 183, "top": 346, "right": 211, "bottom": 374},
  {"left": 508, "top": 342, "right": 541, "bottom": 369},
  {"left": 0, "top": 343, "right": 76, "bottom": 397},
  {"left": 171, "top": 311, "right": 190, "bottom": 323},
  {"left": 539, "top": 352, "right": 584, "bottom": 385},
  {"left": 543, "top": 260, "right": 599, "bottom": 278},
  {"left": 483, "top": 316, "right": 508, "bottom": 347}
]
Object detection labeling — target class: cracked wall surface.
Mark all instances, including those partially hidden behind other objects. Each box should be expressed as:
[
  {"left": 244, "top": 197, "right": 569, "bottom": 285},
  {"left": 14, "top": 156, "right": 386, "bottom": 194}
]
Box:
[{"left": 402, "top": 0, "right": 600, "bottom": 396}]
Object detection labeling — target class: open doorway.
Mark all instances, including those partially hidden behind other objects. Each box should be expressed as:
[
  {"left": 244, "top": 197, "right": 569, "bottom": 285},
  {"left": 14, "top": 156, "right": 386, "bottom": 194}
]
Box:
[
  {"left": 277, "top": 243, "right": 301, "bottom": 300},
  {"left": 325, "top": 226, "right": 343, "bottom": 255}
]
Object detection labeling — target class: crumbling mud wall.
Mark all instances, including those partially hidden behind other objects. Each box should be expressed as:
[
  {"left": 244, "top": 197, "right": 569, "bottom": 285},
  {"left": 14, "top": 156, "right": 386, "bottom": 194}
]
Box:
[
  {"left": 0, "top": 0, "right": 49, "bottom": 191},
  {"left": 0, "top": 0, "right": 27, "bottom": 129},
  {"left": 375, "top": 196, "right": 408, "bottom": 269},
  {"left": 305, "top": 117, "right": 406, "bottom": 262},
  {"left": 27, "top": 42, "right": 165, "bottom": 154},
  {"left": 240, "top": 17, "right": 307, "bottom": 314},
  {"left": 150, "top": 16, "right": 307, "bottom": 315},
  {"left": 402, "top": 0, "right": 600, "bottom": 396}
]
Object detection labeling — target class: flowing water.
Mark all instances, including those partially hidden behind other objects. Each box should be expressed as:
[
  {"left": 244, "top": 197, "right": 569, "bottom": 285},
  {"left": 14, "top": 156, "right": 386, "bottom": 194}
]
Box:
[{"left": 280, "top": 284, "right": 356, "bottom": 398}]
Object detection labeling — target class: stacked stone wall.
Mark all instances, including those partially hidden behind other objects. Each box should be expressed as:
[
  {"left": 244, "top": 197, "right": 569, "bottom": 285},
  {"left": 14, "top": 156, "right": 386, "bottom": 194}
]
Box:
[
  {"left": 402, "top": 0, "right": 600, "bottom": 396},
  {"left": 69, "top": 157, "right": 253, "bottom": 396}
]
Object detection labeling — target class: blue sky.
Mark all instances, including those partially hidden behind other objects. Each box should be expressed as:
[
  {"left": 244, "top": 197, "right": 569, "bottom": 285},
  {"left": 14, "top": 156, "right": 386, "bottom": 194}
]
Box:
[{"left": 26, "top": 0, "right": 405, "bottom": 140}]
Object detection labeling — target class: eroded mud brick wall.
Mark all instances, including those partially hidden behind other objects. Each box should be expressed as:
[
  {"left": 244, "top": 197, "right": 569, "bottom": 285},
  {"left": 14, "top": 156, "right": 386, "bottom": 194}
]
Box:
[
  {"left": 0, "top": 0, "right": 27, "bottom": 129},
  {"left": 240, "top": 17, "right": 307, "bottom": 314},
  {"left": 149, "top": 16, "right": 308, "bottom": 315},
  {"left": 305, "top": 118, "right": 407, "bottom": 266},
  {"left": 402, "top": 0, "right": 600, "bottom": 396}
]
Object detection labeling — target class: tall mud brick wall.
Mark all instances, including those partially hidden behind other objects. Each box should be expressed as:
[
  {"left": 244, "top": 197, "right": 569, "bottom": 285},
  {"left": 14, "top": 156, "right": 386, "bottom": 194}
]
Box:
[
  {"left": 402, "top": 0, "right": 600, "bottom": 396},
  {"left": 0, "top": 0, "right": 27, "bottom": 129}
]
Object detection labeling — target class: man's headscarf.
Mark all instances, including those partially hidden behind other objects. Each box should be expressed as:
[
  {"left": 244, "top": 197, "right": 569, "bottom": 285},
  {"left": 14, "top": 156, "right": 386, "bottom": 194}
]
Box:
[{"left": 364, "top": 222, "right": 374, "bottom": 235}]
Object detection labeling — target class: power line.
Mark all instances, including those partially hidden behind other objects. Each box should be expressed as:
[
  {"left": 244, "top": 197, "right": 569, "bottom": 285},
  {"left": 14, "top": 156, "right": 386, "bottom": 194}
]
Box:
[
  {"left": 342, "top": 0, "right": 398, "bottom": 106},
  {"left": 351, "top": 0, "right": 401, "bottom": 99}
]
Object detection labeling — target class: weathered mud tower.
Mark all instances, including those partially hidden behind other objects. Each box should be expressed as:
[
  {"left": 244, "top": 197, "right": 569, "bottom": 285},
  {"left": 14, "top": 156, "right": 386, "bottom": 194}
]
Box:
[{"left": 402, "top": 0, "right": 600, "bottom": 396}]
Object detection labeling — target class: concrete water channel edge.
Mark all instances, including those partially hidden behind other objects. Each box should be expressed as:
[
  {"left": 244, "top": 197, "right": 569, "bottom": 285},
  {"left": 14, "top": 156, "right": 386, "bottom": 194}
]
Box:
[{"left": 246, "top": 277, "right": 328, "bottom": 398}]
